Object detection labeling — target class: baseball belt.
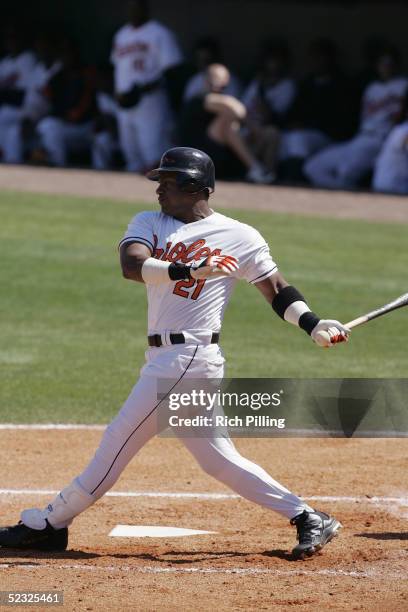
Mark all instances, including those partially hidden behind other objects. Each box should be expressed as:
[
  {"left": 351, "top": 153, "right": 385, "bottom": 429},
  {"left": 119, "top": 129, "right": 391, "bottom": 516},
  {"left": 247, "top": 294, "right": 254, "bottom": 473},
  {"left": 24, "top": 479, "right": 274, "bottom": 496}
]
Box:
[{"left": 148, "top": 332, "right": 220, "bottom": 347}]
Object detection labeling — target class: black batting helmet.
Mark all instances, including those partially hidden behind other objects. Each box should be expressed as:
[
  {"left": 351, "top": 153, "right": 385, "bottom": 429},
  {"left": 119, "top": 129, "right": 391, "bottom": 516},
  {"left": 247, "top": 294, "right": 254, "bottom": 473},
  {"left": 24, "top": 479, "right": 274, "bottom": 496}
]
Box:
[{"left": 146, "top": 147, "right": 215, "bottom": 193}]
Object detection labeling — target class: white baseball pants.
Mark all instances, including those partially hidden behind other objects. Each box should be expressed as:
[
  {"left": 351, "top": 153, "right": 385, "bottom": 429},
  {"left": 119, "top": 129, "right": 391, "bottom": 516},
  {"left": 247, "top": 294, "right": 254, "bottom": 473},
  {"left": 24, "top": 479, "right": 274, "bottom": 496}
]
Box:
[
  {"left": 0, "top": 106, "right": 24, "bottom": 163},
  {"left": 279, "top": 128, "right": 331, "bottom": 160},
  {"left": 304, "top": 132, "right": 383, "bottom": 189},
  {"left": 71, "top": 343, "right": 312, "bottom": 523},
  {"left": 372, "top": 124, "right": 408, "bottom": 194},
  {"left": 117, "top": 89, "right": 173, "bottom": 172},
  {"left": 37, "top": 117, "right": 93, "bottom": 167},
  {"left": 91, "top": 131, "right": 118, "bottom": 170}
]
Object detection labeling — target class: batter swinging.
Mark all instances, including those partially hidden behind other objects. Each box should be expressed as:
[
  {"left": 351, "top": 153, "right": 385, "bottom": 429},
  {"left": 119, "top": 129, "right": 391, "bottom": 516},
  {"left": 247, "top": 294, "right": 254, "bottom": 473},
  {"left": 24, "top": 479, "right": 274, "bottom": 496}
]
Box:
[{"left": 0, "top": 147, "right": 349, "bottom": 559}]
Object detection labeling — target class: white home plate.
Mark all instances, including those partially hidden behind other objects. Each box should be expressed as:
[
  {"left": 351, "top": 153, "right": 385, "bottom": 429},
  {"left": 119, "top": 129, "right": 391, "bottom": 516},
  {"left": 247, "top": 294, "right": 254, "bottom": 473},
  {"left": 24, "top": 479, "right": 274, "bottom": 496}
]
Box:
[{"left": 109, "top": 525, "right": 216, "bottom": 538}]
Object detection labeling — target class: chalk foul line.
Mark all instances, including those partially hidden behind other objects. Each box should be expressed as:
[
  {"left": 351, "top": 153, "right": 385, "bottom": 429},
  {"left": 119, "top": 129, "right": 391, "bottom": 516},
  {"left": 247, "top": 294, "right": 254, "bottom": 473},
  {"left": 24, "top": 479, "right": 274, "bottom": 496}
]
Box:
[
  {"left": 0, "top": 424, "right": 407, "bottom": 437},
  {"left": 0, "top": 489, "right": 408, "bottom": 506},
  {"left": 0, "top": 563, "right": 406, "bottom": 579}
]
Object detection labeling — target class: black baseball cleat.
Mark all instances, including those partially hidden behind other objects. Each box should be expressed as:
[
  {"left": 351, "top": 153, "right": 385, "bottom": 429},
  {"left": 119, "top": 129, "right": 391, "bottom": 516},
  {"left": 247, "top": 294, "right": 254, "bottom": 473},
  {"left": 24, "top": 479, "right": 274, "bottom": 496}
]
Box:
[
  {"left": 0, "top": 520, "right": 68, "bottom": 551},
  {"left": 290, "top": 510, "right": 342, "bottom": 559}
]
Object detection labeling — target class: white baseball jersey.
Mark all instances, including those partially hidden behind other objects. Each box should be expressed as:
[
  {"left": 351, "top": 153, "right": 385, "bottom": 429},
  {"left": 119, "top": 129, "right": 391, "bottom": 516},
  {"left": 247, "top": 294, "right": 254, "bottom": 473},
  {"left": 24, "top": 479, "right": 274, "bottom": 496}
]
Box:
[
  {"left": 372, "top": 120, "right": 408, "bottom": 194},
  {"left": 360, "top": 77, "right": 408, "bottom": 138},
  {"left": 23, "top": 60, "right": 62, "bottom": 121},
  {"left": 111, "top": 20, "right": 182, "bottom": 93},
  {"left": 119, "top": 210, "right": 277, "bottom": 334},
  {"left": 0, "top": 51, "right": 36, "bottom": 89}
]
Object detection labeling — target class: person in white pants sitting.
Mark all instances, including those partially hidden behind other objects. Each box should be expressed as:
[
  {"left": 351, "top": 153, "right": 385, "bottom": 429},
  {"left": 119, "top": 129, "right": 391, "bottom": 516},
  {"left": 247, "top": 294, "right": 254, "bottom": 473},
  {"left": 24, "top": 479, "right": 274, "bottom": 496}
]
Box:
[
  {"left": 372, "top": 95, "right": 408, "bottom": 195},
  {"left": 304, "top": 49, "right": 408, "bottom": 190}
]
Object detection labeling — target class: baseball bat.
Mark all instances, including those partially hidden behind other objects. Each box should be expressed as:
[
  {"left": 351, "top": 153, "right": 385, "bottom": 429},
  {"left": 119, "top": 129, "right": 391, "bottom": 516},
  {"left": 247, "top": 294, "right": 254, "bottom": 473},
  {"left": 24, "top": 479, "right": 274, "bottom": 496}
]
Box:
[{"left": 345, "top": 292, "right": 408, "bottom": 330}]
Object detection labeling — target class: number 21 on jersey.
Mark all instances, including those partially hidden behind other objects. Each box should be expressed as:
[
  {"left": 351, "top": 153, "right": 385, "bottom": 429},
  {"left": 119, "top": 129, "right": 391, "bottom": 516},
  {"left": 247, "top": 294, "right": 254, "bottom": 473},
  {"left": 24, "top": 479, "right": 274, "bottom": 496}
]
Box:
[{"left": 173, "top": 279, "right": 206, "bottom": 300}]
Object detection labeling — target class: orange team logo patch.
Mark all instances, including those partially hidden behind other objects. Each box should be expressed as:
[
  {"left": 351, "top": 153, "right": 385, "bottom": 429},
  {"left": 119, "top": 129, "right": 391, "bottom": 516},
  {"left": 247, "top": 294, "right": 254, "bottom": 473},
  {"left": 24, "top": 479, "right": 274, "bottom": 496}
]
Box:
[{"left": 152, "top": 235, "right": 222, "bottom": 262}]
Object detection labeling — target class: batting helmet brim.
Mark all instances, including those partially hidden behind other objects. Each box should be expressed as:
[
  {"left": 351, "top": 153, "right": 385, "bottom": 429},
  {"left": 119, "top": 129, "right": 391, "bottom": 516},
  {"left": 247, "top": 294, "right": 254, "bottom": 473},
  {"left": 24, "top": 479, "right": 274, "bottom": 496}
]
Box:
[{"left": 146, "top": 167, "right": 202, "bottom": 181}]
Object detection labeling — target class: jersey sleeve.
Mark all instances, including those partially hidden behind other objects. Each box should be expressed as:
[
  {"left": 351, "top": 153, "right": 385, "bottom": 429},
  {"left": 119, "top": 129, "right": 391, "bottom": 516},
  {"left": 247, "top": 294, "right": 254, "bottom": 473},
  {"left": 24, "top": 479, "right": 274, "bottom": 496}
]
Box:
[
  {"left": 110, "top": 29, "right": 120, "bottom": 65},
  {"left": 235, "top": 226, "right": 278, "bottom": 284},
  {"left": 118, "top": 211, "right": 155, "bottom": 253},
  {"left": 158, "top": 27, "right": 183, "bottom": 72}
]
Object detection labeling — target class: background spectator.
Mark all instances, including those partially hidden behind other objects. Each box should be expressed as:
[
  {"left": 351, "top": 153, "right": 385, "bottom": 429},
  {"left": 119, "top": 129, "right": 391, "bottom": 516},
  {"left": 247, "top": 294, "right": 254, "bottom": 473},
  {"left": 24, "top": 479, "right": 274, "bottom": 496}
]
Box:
[
  {"left": 0, "top": 25, "right": 35, "bottom": 163},
  {"left": 25, "top": 33, "right": 62, "bottom": 122},
  {"left": 179, "top": 63, "right": 274, "bottom": 183},
  {"left": 35, "top": 39, "right": 96, "bottom": 167},
  {"left": 0, "top": 7, "right": 406, "bottom": 198},
  {"left": 242, "top": 42, "right": 295, "bottom": 179},
  {"left": 354, "top": 36, "right": 391, "bottom": 99},
  {"left": 183, "top": 37, "right": 241, "bottom": 103},
  {"left": 304, "top": 46, "right": 408, "bottom": 190},
  {"left": 92, "top": 66, "right": 120, "bottom": 170},
  {"left": 22, "top": 32, "right": 62, "bottom": 161},
  {"left": 280, "top": 38, "right": 354, "bottom": 182},
  {"left": 111, "top": 0, "right": 183, "bottom": 172},
  {"left": 372, "top": 92, "right": 408, "bottom": 194}
]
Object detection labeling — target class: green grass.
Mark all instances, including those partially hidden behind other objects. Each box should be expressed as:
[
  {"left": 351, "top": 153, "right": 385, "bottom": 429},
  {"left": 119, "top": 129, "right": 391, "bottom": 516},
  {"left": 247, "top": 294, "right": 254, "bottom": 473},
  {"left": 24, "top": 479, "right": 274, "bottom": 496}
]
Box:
[{"left": 0, "top": 190, "right": 407, "bottom": 423}]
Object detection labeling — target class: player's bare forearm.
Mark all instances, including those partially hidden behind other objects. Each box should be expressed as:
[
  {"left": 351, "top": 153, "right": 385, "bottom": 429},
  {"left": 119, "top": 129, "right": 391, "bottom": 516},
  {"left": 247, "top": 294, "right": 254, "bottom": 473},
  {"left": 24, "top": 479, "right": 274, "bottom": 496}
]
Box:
[
  {"left": 255, "top": 272, "right": 289, "bottom": 302},
  {"left": 120, "top": 242, "right": 151, "bottom": 282}
]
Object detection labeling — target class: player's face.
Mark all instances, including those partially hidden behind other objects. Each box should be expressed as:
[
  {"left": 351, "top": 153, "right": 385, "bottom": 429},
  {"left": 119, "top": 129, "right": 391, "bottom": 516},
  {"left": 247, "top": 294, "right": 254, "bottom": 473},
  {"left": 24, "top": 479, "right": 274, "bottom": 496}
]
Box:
[{"left": 156, "top": 174, "right": 194, "bottom": 219}]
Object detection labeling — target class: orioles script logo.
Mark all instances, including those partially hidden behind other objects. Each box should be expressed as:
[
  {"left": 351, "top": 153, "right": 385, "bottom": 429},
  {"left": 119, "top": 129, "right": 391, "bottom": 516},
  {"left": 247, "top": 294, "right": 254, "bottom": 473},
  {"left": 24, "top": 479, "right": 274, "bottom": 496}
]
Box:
[{"left": 152, "top": 234, "right": 222, "bottom": 263}]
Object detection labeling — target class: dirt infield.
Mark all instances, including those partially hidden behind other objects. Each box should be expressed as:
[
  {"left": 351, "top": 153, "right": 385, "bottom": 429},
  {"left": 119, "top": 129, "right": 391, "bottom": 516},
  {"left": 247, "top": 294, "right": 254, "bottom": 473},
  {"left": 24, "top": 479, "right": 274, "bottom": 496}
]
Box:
[
  {"left": 1, "top": 429, "right": 407, "bottom": 611},
  {"left": 0, "top": 164, "right": 407, "bottom": 223}
]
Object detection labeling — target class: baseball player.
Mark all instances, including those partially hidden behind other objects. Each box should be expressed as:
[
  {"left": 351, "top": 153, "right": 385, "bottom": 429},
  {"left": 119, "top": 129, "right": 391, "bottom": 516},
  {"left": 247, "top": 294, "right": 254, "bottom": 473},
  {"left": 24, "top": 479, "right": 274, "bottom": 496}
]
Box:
[
  {"left": 304, "top": 48, "right": 408, "bottom": 189},
  {"left": 0, "top": 147, "right": 349, "bottom": 560},
  {"left": 241, "top": 44, "right": 296, "bottom": 179},
  {"left": 25, "top": 39, "right": 62, "bottom": 119},
  {"left": 92, "top": 68, "right": 120, "bottom": 171},
  {"left": 372, "top": 95, "right": 408, "bottom": 194},
  {"left": 0, "top": 25, "right": 36, "bottom": 163},
  {"left": 35, "top": 40, "right": 96, "bottom": 167},
  {"left": 111, "top": 0, "right": 183, "bottom": 172},
  {"left": 279, "top": 38, "right": 352, "bottom": 177}
]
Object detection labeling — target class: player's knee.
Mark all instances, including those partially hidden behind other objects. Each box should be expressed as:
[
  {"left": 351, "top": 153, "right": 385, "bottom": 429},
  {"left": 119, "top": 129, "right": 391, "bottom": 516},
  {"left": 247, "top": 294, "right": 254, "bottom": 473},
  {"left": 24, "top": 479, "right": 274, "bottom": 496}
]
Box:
[
  {"left": 37, "top": 116, "right": 59, "bottom": 135},
  {"left": 195, "top": 445, "right": 244, "bottom": 480},
  {"left": 195, "top": 452, "right": 226, "bottom": 478}
]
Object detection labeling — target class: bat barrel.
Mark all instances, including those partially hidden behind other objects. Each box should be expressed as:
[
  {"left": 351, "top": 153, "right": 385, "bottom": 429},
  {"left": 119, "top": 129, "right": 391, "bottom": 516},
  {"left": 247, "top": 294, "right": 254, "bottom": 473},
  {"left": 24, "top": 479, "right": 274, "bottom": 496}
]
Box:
[{"left": 345, "top": 292, "right": 408, "bottom": 330}]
